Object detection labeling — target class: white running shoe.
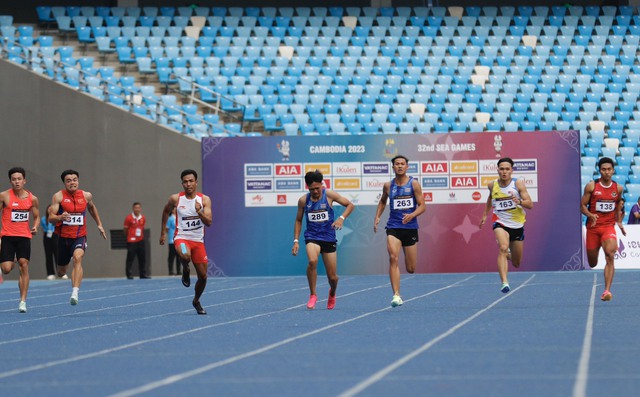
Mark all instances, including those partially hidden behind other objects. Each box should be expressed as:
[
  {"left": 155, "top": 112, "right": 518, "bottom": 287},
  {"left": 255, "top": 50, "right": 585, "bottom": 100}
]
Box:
[
  {"left": 46, "top": 275, "right": 56, "bottom": 280},
  {"left": 70, "top": 294, "right": 78, "bottom": 305},
  {"left": 19, "top": 301, "right": 27, "bottom": 313},
  {"left": 391, "top": 294, "right": 403, "bottom": 307},
  {"left": 60, "top": 274, "right": 69, "bottom": 280}
]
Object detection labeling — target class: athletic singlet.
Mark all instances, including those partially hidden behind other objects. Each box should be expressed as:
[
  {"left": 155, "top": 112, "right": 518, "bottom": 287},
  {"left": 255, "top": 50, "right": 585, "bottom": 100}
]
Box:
[
  {"left": 491, "top": 178, "right": 526, "bottom": 229},
  {"left": 174, "top": 192, "right": 205, "bottom": 242},
  {"left": 304, "top": 189, "right": 336, "bottom": 242},
  {"left": 387, "top": 176, "right": 419, "bottom": 229},
  {"left": 1, "top": 189, "right": 34, "bottom": 238},
  {"left": 587, "top": 179, "right": 619, "bottom": 228},
  {"left": 56, "top": 189, "right": 87, "bottom": 238}
]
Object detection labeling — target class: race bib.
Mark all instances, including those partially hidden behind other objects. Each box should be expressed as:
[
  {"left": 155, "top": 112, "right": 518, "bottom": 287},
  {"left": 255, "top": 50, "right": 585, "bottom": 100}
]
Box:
[
  {"left": 495, "top": 198, "right": 516, "bottom": 211},
  {"left": 63, "top": 214, "right": 84, "bottom": 226},
  {"left": 307, "top": 211, "right": 329, "bottom": 222},
  {"left": 180, "top": 216, "right": 202, "bottom": 230},
  {"left": 393, "top": 197, "right": 414, "bottom": 210},
  {"left": 11, "top": 210, "right": 29, "bottom": 222},
  {"left": 595, "top": 201, "right": 615, "bottom": 213},
  {"left": 135, "top": 228, "right": 142, "bottom": 237}
]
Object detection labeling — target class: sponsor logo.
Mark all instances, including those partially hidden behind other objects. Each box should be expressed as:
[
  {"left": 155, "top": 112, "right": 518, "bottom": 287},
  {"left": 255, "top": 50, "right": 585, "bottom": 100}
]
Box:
[
  {"left": 422, "top": 162, "right": 448, "bottom": 174},
  {"left": 424, "top": 192, "right": 433, "bottom": 202},
  {"left": 251, "top": 195, "right": 264, "bottom": 204},
  {"left": 472, "top": 191, "right": 482, "bottom": 201},
  {"left": 451, "top": 176, "right": 478, "bottom": 188},
  {"left": 245, "top": 164, "right": 272, "bottom": 176},
  {"left": 362, "top": 163, "right": 390, "bottom": 174},
  {"left": 422, "top": 177, "right": 449, "bottom": 188},
  {"left": 304, "top": 164, "right": 331, "bottom": 175},
  {"left": 334, "top": 178, "right": 361, "bottom": 190},
  {"left": 275, "top": 179, "right": 302, "bottom": 190},
  {"left": 333, "top": 162, "right": 360, "bottom": 176},
  {"left": 246, "top": 180, "right": 273, "bottom": 191},
  {"left": 514, "top": 160, "right": 537, "bottom": 172},
  {"left": 275, "top": 164, "right": 302, "bottom": 176},
  {"left": 450, "top": 161, "right": 478, "bottom": 173},
  {"left": 362, "top": 178, "right": 387, "bottom": 190},
  {"left": 277, "top": 195, "right": 287, "bottom": 204}
]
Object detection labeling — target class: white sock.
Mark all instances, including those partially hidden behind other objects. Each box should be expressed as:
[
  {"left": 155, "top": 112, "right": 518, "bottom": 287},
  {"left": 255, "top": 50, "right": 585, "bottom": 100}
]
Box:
[{"left": 72, "top": 287, "right": 79, "bottom": 296}]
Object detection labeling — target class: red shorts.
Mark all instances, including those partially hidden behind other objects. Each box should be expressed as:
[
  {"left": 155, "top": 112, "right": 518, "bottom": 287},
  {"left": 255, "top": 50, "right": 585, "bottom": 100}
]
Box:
[
  {"left": 585, "top": 225, "right": 617, "bottom": 250},
  {"left": 174, "top": 239, "right": 208, "bottom": 264}
]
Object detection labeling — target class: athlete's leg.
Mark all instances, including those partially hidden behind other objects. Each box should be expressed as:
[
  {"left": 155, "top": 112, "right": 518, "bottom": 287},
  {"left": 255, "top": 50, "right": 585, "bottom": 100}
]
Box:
[
  {"left": 175, "top": 241, "right": 192, "bottom": 287},
  {"left": 17, "top": 258, "right": 29, "bottom": 302},
  {"left": 193, "top": 262, "right": 208, "bottom": 302},
  {"left": 305, "top": 243, "right": 321, "bottom": 296},
  {"left": 493, "top": 228, "right": 511, "bottom": 284},
  {"left": 321, "top": 251, "right": 338, "bottom": 296},
  {"left": 509, "top": 240, "right": 524, "bottom": 268},
  {"left": 71, "top": 248, "right": 85, "bottom": 288},
  {"left": 403, "top": 244, "right": 418, "bottom": 274},
  {"left": 601, "top": 237, "right": 617, "bottom": 292},
  {"left": 0, "top": 261, "right": 15, "bottom": 275},
  {"left": 387, "top": 235, "right": 403, "bottom": 295}
]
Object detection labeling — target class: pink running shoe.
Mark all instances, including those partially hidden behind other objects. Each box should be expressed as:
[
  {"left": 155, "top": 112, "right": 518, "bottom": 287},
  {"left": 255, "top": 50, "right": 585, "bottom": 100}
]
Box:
[
  {"left": 327, "top": 292, "right": 336, "bottom": 310},
  {"left": 601, "top": 290, "right": 612, "bottom": 301},
  {"left": 306, "top": 294, "right": 317, "bottom": 309}
]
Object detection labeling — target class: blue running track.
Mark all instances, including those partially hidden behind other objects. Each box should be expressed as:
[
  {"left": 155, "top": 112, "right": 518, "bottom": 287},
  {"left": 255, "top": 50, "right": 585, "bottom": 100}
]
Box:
[{"left": 1, "top": 271, "right": 639, "bottom": 397}]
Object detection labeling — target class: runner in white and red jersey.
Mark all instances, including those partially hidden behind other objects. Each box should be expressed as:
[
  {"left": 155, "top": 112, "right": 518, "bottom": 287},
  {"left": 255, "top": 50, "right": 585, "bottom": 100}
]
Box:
[
  {"left": 581, "top": 157, "right": 626, "bottom": 301},
  {"left": 0, "top": 167, "right": 40, "bottom": 313},
  {"left": 160, "top": 169, "right": 212, "bottom": 315}
]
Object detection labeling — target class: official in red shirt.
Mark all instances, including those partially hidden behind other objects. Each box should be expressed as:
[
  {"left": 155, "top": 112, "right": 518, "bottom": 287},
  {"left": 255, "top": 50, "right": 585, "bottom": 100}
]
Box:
[{"left": 124, "top": 202, "right": 148, "bottom": 279}]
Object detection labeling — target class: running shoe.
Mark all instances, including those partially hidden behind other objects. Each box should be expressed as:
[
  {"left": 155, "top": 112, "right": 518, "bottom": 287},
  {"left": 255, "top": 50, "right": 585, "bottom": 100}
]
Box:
[
  {"left": 391, "top": 294, "right": 403, "bottom": 307},
  {"left": 327, "top": 291, "right": 336, "bottom": 310},
  {"left": 46, "top": 275, "right": 56, "bottom": 281},
  {"left": 601, "top": 290, "right": 612, "bottom": 301},
  {"left": 60, "top": 274, "right": 69, "bottom": 280},
  {"left": 70, "top": 294, "right": 78, "bottom": 305},
  {"left": 501, "top": 283, "right": 511, "bottom": 293},
  {"left": 306, "top": 294, "right": 317, "bottom": 309},
  {"left": 192, "top": 300, "right": 207, "bottom": 315},
  {"left": 181, "top": 266, "right": 191, "bottom": 288},
  {"left": 18, "top": 301, "right": 27, "bottom": 313}
]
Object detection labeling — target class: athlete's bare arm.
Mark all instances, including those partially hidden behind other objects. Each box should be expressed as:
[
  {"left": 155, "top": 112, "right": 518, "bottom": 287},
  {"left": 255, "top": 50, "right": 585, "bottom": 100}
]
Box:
[
  {"left": 194, "top": 194, "right": 213, "bottom": 227},
  {"left": 403, "top": 178, "right": 426, "bottom": 224},
  {"left": 515, "top": 179, "right": 534, "bottom": 210},
  {"left": 580, "top": 181, "right": 597, "bottom": 227},
  {"left": 160, "top": 194, "right": 179, "bottom": 245},
  {"left": 479, "top": 181, "right": 494, "bottom": 228},
  {"left": 373, "top": 182, "right": 391, "bottom": 233},
  {"left": 48, "top": 191, "right": 68, "bottom": 224},
  {"left": 85, "top": 191, "right": 107, "bottom": 240},
  {"left": 30, "top": 195, "right": 40, "bottom": 234},
  {"left": 326, "top": 190, "right": 355, "bottom": 230},
  {"left": 292, "top": 195, "right": 306, "bottom": 256}
]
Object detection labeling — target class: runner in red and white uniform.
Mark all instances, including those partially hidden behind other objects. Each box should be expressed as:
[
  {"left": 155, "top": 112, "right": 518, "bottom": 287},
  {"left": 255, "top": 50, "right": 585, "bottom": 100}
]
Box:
[
  {"left": 581, "top": 157, "right": 626, "bottom": 301},
  {"left": 160, "top": 169, "right": 212, "bottom": 315},
  {"left": 48, "top": 169, "right": 106, "bottom": 306},
  {"left": 0, "top": 167, "right": 40, "bottom": 313}
]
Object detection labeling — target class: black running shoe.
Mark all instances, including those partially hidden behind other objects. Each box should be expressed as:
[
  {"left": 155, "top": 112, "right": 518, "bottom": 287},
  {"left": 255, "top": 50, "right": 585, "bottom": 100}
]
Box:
[
  {"left": 182, "top": 266, "right": 190, "bottom": 288},
  {"left": 192, "top": 300, "right": 207, "bottom": 315}
]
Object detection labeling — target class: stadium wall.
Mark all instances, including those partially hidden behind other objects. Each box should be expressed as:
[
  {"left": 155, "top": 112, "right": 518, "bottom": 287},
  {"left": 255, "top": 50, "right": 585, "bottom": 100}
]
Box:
[{"left": 0, "top": 59, "right": 201, "bottom": 280}]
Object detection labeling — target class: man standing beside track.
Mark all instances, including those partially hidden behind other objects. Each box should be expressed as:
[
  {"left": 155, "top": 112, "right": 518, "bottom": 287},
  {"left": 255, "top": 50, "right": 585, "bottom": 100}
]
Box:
[
  {"left": 581, "top": 157, "right": 626, "bottom": 301},
  {"left": 0, "top": 167, "right": 40, "bottom": 313},
  {"left": 160, "top": 169, "right": 212, "bottom": 315}
]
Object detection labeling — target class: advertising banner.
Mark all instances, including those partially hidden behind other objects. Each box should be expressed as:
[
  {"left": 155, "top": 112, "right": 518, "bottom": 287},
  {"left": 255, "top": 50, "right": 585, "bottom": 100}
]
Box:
[{"left": 202, "top": 132, "right": 582, "bottom": 276}]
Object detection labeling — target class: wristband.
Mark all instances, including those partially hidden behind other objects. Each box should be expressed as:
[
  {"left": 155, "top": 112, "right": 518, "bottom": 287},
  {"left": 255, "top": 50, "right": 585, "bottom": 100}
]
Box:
[
  {"left": 339, "top": 215, "right": 345, "bottom": 220},
  {"left": 293, "top": 239, "right": 299, "bottom": 243}
]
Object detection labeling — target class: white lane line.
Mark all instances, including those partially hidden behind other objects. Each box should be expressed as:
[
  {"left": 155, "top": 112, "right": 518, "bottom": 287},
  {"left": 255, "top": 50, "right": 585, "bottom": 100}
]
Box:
[
  {"left": 572, "top": 273, "right": 597, "bottom": 397},
  {"left": 337, "top": 274, "right": 535, "bottom": 397},
  {"left": 0, "top": 280, "right": 392, "bottom": 380},
  {"left": 0, "top": 285, "right": 309, "bottom": 346},
  {"left": 108, "top": 277, "right": 474, "bottom": 397}
]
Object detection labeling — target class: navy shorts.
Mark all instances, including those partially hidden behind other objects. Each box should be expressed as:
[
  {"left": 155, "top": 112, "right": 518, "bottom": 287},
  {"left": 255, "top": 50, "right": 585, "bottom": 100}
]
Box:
[
  {"left": 386, "top": 228, "right": 419, "bottom": 246},
  {"left": 0, "top": 236, "right": 31, "bottom": 262},
  {"left": 493, "top": 223, "right": 525, "bottom": 242},
  {"left": 58, "top": 236, "right": 88, "bottom": 266},
  {"left": 305, "top": 239, "right": 337, "bottom": 253}
]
